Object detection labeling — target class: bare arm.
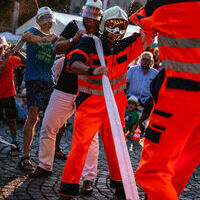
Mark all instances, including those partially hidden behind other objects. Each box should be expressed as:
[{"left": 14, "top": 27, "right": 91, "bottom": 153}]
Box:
[
  {"left": 71, "top": 61, "right": 108, "bottom": 76},
  {"left": 53, "top": 36, "right": 74, "bottom": 54},
  {"left": 21, "top": 32, "right": 57, "bottom": 44},
  {"left": 53, "top": 30, "right": 86, "bottom": 54}
]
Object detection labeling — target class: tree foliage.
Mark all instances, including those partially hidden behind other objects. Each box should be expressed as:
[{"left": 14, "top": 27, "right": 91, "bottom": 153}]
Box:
[
  {"left": 36, "top": 0, "right": 71, "bottom": 12},
  {"left": 19, "top": 0, "right": 71, "bottom": 25},
  {"left": 0, "top": 0, "right": 72, "bottom": 32}
]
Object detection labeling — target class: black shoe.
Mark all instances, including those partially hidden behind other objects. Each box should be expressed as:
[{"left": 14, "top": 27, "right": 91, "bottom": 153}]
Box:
[
  {"left": 29, "top": 166, "right": 52, "bottom": 178},
  {"left": 81, "top": 180, "right": 93, "bottom": 195},
  {"left": 115, "top": 187, "right": 126, "bottom": 199},
  {"left": 10, "top": 142, "right": 20, "bottom": 156}
]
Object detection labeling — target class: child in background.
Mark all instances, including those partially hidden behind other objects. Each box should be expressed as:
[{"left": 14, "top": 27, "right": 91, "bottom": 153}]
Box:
[
  {"left": 0, "top": 36, "right": 25, "bottom": 156},
  {"left": 125, "top": 96, "right": 139, "bottom": 138}
]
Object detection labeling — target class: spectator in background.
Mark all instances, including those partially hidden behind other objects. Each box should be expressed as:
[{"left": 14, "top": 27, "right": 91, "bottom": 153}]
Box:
[
  {"left": 152, "top": 47, "right": 161, "bottom": 70},
  {"left": 0, "top": 36, "right": 25, "bottom": 156},
  {"left": 145, "top": 46, "right": 161, "bottom": 70},
  {"left": 18, "top": 7, "right": 57, "bottom": 171},
  {"left": 127, "top": 51, "right": 158, "bottom": 125}
]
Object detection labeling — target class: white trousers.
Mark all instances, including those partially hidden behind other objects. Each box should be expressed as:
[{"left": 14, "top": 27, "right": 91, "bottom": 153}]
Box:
[
  {"left": 39, "top": 89, "right": 99, "bottom": 181},
  {"left": 82, "top": 132, "right": 99, "bottom": 182}
]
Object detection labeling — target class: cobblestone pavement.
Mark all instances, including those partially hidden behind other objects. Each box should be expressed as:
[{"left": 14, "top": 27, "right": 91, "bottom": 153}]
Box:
[{"left": 0, "top": 121, "right": 200, "bottom": 200}]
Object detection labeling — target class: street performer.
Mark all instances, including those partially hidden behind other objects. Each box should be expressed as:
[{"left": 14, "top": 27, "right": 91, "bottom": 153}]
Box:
[
  {"left": 130, "top": 1, "right": 200, "bottom": 199},
  {"left": 59, "top": 6, "right": 151, "bottom": 200}
]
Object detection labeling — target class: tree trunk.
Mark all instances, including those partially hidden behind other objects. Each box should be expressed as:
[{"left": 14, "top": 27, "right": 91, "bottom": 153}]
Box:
[{"left": 12, "top": 0, "right": 20, "bottom": 34}]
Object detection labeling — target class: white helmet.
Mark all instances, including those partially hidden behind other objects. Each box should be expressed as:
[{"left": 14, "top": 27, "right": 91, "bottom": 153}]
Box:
[
  {"left": 36, "top": 7, "right": 55, "bottom": 25},
  {"left": 0, "top": 36, "right": 9, "bottom": 48},
  {"left": 81, "top": 0, "right": 103, "bottom": 21},
  {"left": 99, "top": 6, "right": 128, "bottom": 35},
  {"left": 84, "top": 0, "right": 102, "bottom": 9},
  {"left": 37, "top": 7, "right": 53, "bottom": 18}
]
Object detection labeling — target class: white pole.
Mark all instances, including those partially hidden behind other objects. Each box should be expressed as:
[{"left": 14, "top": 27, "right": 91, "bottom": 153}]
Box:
[
  {"left": 34, "top": 0, "right": 39, "bottom": 9},
  {"left": 93, "top": 36, "right": 139, "bottom": 200},
  {"left": 12, "top": 1, "right": 20, "bottom": 34},
  {"left": 103, "top": 0, "right": 108, "bottom": 10}
]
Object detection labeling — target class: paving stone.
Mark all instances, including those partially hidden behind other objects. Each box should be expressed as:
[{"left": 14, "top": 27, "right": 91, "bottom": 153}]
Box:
[
  {"left": 30, "top": 194, "right": 47, "bottom": 200},
  {"left": 0, "top": 123, "right": 199, "bottom": 200},
  {"left": 5, "top": 196, "right": 18, "bottom": 200}
]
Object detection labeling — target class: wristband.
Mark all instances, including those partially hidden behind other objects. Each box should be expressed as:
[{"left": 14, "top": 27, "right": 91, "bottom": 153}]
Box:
[{"left": 88, "top": 67, "right": 95, "bottom": 75}]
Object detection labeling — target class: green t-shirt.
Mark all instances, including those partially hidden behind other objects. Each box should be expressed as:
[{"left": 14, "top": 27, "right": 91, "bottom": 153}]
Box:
[{"left": 125, "top": 109, "right": 139, "bottom": 132}]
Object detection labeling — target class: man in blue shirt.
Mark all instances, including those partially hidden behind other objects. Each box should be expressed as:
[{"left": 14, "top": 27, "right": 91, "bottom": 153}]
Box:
[
  {"left": 18, "top": 7, "right": 57, "bottom": 171},
  {"left": 127, "top": 51, "right": 158, "bottom": 124}
]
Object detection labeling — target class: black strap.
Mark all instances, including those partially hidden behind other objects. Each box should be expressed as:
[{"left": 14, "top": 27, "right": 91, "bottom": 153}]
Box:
[
  {"left": 152, "top": 123, "right": 166, "bottom": 131},
  {"left": 117, "top": 54, "right": 128, "bottom": 64},
  {"left": 153, "top": 109, "right": 173, "bottom": 118},
  {"left": 145, "top": 127, "right": 162, "bottom": 143},
  {"left": 167, "top": 77, "right": 200, "bottom": 91}
]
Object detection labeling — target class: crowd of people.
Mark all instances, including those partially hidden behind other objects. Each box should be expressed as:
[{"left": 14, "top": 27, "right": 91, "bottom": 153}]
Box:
[{"left": 0, "top": 0, "right": 199, "bottom": 200}]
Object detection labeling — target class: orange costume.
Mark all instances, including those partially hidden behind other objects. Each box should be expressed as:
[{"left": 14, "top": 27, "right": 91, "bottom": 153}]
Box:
[
  {"left": 130, "top": 1, "right": 200, "bottom": 199},
  {"left": 59, "top": 33, "right": 145, "bottom": 197}
]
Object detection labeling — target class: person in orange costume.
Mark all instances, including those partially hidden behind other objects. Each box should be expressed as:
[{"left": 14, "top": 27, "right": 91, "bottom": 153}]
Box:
[
  {"left": 59, "top": 6, "right": 151, "bottom": 200},
  {"left": 130, "top": 1, "right": 200, "bottom": 199}
]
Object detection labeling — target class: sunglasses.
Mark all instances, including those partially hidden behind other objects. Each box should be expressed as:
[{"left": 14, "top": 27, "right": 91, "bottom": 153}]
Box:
[
  {"left": 38, "top": 14, "right": 55, "bottom": 25},
  {"left": 105, "top": 19, "right": 127, "bottom": 29},
  {"left": 105, "top": 19, "right": 127, "bottom": 35},
  {"left": 39, "top": 14, "right": 53, "bottom": 20}
]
